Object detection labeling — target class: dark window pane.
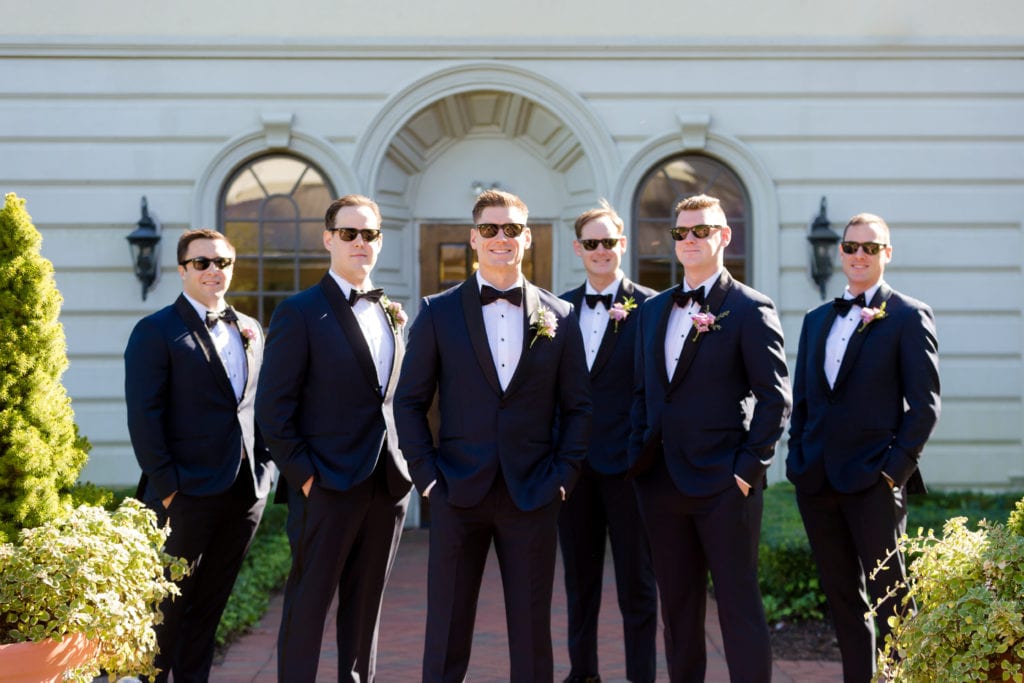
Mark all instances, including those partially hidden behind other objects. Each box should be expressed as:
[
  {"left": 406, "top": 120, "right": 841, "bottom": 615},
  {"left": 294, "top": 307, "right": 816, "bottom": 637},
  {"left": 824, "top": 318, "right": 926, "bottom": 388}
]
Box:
[
  {"left": 218, "top": 153, "right": 336, "bottom": 326},
  {"left": 632, "top": 154, "right": 750, "bottom": 289}
]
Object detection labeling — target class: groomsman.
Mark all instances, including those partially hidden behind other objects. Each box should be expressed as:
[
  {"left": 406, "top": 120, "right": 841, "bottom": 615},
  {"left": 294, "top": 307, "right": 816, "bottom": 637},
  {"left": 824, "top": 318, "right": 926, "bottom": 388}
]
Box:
[
  {"left": 256, "top": 194, "right": 412, "bottom": 682},
  {"left": 558, "top": 201, "right": 657, "bottom": 683},
  {"left": 629, "top": 194, "right": 791, "bottom": 682},
  {"left": 395, "top": 189, "right": 591, "bottom": 683},
  {"left": 125, "top": 228, "right": 275, "bottom": 682},
  {"left": 787, "top": 212, "right": 940, "bottom": 683}
]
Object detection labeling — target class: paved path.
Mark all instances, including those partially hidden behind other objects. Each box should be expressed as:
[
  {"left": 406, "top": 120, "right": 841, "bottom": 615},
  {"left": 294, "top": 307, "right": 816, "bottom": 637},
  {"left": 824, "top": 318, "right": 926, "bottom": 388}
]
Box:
[{"left": 213, "top": 529, "right": 841, "bottom": 682}]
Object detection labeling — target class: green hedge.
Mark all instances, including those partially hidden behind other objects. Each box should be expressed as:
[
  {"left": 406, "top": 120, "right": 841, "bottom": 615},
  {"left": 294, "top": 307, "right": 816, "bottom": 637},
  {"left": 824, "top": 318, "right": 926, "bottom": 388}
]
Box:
[{"left": 759, "top": 482, "right": 1024, "bottom": 623}]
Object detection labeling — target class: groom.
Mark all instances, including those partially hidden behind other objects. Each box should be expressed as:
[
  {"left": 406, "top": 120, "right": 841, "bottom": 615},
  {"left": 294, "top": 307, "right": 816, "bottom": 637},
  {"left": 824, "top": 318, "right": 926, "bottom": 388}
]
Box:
[{"left": 395, "top": 189, "right": 592, "bottom": 682}]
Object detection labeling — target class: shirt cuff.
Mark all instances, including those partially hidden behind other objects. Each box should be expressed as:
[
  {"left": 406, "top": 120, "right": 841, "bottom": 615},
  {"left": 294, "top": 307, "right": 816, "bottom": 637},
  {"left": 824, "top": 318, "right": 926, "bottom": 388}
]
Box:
[{"left": 423, "top": 479, "right": 437, "bottom": 498}]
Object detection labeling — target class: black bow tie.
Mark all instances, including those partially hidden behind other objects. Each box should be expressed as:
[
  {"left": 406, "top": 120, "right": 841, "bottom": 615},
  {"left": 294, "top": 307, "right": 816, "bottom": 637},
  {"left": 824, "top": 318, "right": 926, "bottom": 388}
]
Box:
[
  {"left": 205, "top": 307, "right": 238, "bottom": 329},
  {"left": 833, "top": 293, "right": 867, "bottom": 317},
  {"left": 585, "top": 293, "right": 613, "bottom": 310},
  {"left": 672, "top": 286, "right": 705, "bottom": 309},
  {"left": 349, "top": 288, "right": 384, "bottom": 306},
  {"left": 480, "top": 285, "right": 523, "bottom": 307}
]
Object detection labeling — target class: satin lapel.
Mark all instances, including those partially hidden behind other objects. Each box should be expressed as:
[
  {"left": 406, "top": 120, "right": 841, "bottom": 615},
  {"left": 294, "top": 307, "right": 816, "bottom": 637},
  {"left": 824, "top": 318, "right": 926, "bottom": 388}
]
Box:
[
  {"left": 382, "top": 304, "right": 405, "bottom": 399},
  {"left": 460, "top": 279, "right": 503, "bottom": 396},
  {"left": 668, "top": 270, "right": 732, "bottom": 393},
  {"left": 833, "top": 284, "right": 892, "bottom": 391},
  {"left": 173, "top": 295, "right": 236, "bottom": 402},
  {"left": 504, "top": 282, "right": 540, "bottom": 397},
  {"left": 652, "top": 293, "right": 673, "bottom": 390},
  {"left": 815, "top": 306, "right": 839, "bottom": 397},
  {"left": 320, "top": 274, "right": 382, "bottom": 395},
  {"left": 236, "top": 309, "right": 260, "bottom": 401},
  {"left": 590, "top": 279, "right": 632, "bottom": 378}
]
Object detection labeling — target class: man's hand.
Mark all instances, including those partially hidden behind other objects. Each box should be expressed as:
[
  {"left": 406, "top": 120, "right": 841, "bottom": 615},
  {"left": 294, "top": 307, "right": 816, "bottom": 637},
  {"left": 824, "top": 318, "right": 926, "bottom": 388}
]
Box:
[
  {"left": 162, "top": 491, "right": 177, "bottom": 509},
  {"left": 734, "top": 475, "right": 751, "bottom": 497},
  {"left": 302, "top": 476, "right": 314, "bottom": 497}
]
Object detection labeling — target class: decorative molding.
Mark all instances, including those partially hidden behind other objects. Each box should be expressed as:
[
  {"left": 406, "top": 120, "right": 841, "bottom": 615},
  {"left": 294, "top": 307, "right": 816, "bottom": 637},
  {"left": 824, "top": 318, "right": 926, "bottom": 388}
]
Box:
[
  {"left": 261, "top": 112, "right": 294, "bottom": 149},
  {"left": 677, "top": 113, "right": 711, "bottom": 151}
]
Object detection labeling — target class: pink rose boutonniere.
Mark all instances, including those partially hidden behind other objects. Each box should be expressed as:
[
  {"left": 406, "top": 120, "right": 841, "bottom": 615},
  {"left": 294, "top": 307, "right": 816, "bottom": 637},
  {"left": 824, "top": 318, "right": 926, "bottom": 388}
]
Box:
[
  {"left": 240, "top": 327, "right": 257, "bottom": 350},
  {"left": 690, "top": 307, "right": 730, "bottom": 342},
  {"left": 380, "top": 294, "right": 408, "bottom": 331},
  {"left": 530, "top": 305, "right": 558, "bottom": 347},
  {"left": 608, "top": 297, "right": 637, "bottom": 333},
  {"left": 857, "top": 300, "right": 887, "bottom": 333}
]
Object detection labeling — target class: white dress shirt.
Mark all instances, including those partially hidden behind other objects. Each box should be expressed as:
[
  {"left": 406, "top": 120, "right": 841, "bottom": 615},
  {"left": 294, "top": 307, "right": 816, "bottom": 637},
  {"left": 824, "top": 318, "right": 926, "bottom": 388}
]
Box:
[
  {"left": 664, "top": 269, "right": 723, "bottom": 382},
  {"left": 824, "top": 282, "right": 883, "bottom": 388},
  {"left": 579, "top": 277, "right": 621, "bottom": 371},
  {"left": 184, "top": 292, "right": 247, "bottom": 401},
  {"left": 329, "top": 271, "right": 395, "bottom": 394},
  {"left": 478, "top": 271, "right": 525, "bottom": 391}
]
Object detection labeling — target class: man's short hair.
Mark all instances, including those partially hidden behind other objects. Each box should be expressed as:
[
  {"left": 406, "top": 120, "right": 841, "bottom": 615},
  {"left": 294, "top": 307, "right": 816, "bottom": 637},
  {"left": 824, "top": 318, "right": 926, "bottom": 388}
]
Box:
[
  {"left": 177, "top": 229, "right": 233, "bottom": 263},
  {"left": 674, "top": 194, "right": 727, "bottom": 224},
  {"left": 324, "top": 194, "right": 382, "bottom": 230},
  {"left": 472, "top": 189, "right": 529, "bottom": 223},
  {"left": 843, "top": 213, "right": 891, "bottom": 243},
  {"left": 574, "top": 199, "right": 624, "bottom": 238}
]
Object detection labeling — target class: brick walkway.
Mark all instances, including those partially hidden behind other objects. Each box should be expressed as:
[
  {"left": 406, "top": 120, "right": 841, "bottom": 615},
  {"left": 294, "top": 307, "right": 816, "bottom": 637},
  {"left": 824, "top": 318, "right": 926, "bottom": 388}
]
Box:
[{"left": 213, "top": 529, "right": 841, "bottom": 682}]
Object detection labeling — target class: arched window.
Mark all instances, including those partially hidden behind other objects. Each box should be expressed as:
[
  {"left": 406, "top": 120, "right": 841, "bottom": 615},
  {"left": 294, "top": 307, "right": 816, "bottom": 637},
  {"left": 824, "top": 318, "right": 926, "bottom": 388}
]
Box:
[
  {"left": 218, "top": 154, "right": 336, "bottom": 326},
  {"left": 632, "top": 154, "right": 750, "bottom": 291}
]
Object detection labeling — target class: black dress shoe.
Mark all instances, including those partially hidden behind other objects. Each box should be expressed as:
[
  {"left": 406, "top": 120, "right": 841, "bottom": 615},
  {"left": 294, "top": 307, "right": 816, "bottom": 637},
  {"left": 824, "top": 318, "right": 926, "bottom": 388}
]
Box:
[{"left": 563, "top": 676, "right": 601, "bottom": 683}]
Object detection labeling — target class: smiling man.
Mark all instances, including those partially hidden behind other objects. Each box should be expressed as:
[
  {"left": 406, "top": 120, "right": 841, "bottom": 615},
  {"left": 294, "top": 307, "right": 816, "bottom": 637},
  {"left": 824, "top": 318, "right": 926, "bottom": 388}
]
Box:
[
  {"left": 787, "top": 212, "right": 940, "bottom": 683},
  {"left": 395, "top": 189, "right": 591, "bottom": 683},
  {"left": 629, "top": 193, "right": 791, "bottom": 683},
  {"left": 558, "top": 201, "right": 658, "bottom": 683},
  {"left": 256, "top": 194, "right": 412, "bottom": 682},
  {"left": 125, "top": 229, "right": 275, "bottom": 682}
]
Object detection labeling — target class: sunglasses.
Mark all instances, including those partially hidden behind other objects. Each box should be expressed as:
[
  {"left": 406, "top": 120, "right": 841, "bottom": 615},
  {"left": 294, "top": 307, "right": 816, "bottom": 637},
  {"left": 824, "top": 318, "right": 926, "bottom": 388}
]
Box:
[
  {"left": 840, "top": 241, "right": 887, "bottom": 256},
  {"left": 180, "top": 256, "right": 234, "bottom": 271},
  {"left": 475, "top": 223, "right": 526, "bottom": 239},
  {"left": 578, "top": 237, "right": 621, "bottom": 251},
  {"left": 670, "top": 224, "right": 724, "bottom": 241},
  {"left": 328, "top": 227, "right": 382, "bottom": 242}
]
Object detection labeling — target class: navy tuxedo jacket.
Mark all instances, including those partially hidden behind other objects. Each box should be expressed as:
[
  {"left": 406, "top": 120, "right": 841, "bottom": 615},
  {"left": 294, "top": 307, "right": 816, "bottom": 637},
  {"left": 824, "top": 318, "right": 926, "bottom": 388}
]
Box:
[
  {"left": 786, "top": 284, "right": 940, "bottom": 495},
  {"left": 255, "top": 274, "right": 411, "bottom": 497},
  {"left": 628, "top": 270, "right": 791, "bottom": 495},
  {"left": 561, "top": 278, "right": 656, "bottom": 475},
  {"left": 394, "top": 278, "right": 592, "bottom": 512},
  {"left": 126, "top": 295, "right": 275, "bottom": 501}
]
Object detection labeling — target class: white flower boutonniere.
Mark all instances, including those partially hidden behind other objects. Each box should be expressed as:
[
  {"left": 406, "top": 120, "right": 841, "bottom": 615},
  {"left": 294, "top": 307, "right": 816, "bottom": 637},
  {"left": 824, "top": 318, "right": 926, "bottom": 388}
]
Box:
[
  {"left": 690, "top": 307, "right": 730, "bottom": 342},
  {"left": 857, "top": 301, "right": 887, "bottom": 333},
  {"left": 380, "top": 294, "right": 408, "bottom": 331},
  {"left": 608, "top": 297, "right": 637, "bottom": 333},
  {"left": 240, "top": 327, "right": 256, "bottom": 350},
  {"left": 530, "top": 305, "right": 558, "bottom": 348}
]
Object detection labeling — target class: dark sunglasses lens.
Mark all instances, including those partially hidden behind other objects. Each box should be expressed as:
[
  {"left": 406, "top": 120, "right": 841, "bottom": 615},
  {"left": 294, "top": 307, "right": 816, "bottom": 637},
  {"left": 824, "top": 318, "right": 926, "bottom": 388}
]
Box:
[
  {"left": 691, "top": 225, "right": 711, "bottom": 238},
  {"left": 501, "top": 224, "right": 524, "bottom": 237},
  {"left": 581, "top": 239, "right": 598, "bottom": 250},
  {"left": 475, "top": 224, "right": 499, "bottom": 238},
  {"left": 335, "top": 228, "right": 357, "bottom": 241},
  {"left": 191, "top": 257, "right": 212, "bottom": 270},
  {"left": 862, "top": 243, "right": 881, "bottom": 255},
  {"left": 213, "top": 258, "right": 234, "bottom": 269},
  {"left": 841, "top": 241, "right": 883, "bottom": 255},
  {"left": 670, "top": 228, "right": 686, "bottom": 241}
]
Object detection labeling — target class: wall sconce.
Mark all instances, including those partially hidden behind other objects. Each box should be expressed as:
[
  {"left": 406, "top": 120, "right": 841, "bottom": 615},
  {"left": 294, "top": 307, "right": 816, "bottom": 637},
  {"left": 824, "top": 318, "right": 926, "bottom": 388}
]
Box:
[
  {"left": 471, "top": 180, "right": 501, "bottom": 196},
  {"left": 126, "top": 196, "right": 161, "bottom": 301},
  {"left": 806, "top": 196, "right": 841, "bottom": 300}
]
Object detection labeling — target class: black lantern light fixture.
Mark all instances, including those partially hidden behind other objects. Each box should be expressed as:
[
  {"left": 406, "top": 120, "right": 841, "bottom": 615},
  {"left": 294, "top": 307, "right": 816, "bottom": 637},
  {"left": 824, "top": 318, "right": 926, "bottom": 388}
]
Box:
[
  {"left": 126, "top": 196, "right": 161, "bottom": 301},
  {"left": 806, "top": 196, "right": 841, "bottom": 300}
]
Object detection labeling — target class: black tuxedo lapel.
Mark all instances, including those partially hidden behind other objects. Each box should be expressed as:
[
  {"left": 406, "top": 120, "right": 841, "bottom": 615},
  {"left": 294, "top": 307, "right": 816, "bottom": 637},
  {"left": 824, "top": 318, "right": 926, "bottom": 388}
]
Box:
[
  {"left": 460, "top": 279, "right": 504, "bottom": 396},
  {"left": 319, "top": 274, "right": 382, "bottom": 395},
  {"left": 173, "top": 295, "right": 236, "bottom": 403},
  {"left": 668, "top": 270, "right": 732, "bottom": 393},
  {"left": 590, "top": 279, "right": 634, "bottom": 378},
  {"left": 652, "top": 294, "right": 673, "bottom": 390},
  {"left": 833, "top": 284, "right": 892, "bottom": 392},
  {"left": 815, "top": 306, "right": 839, "bottom": 397},
  {"left": 503, "top": 281, "right": 540, "bottom": 397}
]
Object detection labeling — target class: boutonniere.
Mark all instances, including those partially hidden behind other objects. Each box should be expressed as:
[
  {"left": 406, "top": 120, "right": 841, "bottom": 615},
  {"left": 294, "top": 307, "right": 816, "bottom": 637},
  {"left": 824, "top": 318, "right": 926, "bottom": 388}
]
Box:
[
  {"left": 530, "top": 305, "right": 558, "bottom": 348},
  {"left": 380, "top": 294, "right": 408, "bottom": 331},
  {"left": 239, "top": 327, "right": 256, "bottom": 350},
  {"left": 608, "top": 297, "right": 637, "bottom": 333},
  {"left": 857, "top": 301, "right": 887, "bottom": 333},
  {"left": 690, "top": 307, "right": 730, "bottom": 342}
]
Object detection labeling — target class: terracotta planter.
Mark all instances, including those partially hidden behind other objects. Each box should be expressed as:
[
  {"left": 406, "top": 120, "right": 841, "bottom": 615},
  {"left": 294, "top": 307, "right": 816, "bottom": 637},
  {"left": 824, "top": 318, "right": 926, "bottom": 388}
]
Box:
[{"left": 0, "top": 633, "right": 98, "bottom": 683}]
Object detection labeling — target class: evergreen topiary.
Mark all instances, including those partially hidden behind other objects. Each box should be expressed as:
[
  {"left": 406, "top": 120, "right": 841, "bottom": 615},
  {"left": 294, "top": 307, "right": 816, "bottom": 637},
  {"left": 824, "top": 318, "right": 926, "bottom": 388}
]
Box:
[{"left": 0, "top": 193, "right": 90, "bottom": 542}]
